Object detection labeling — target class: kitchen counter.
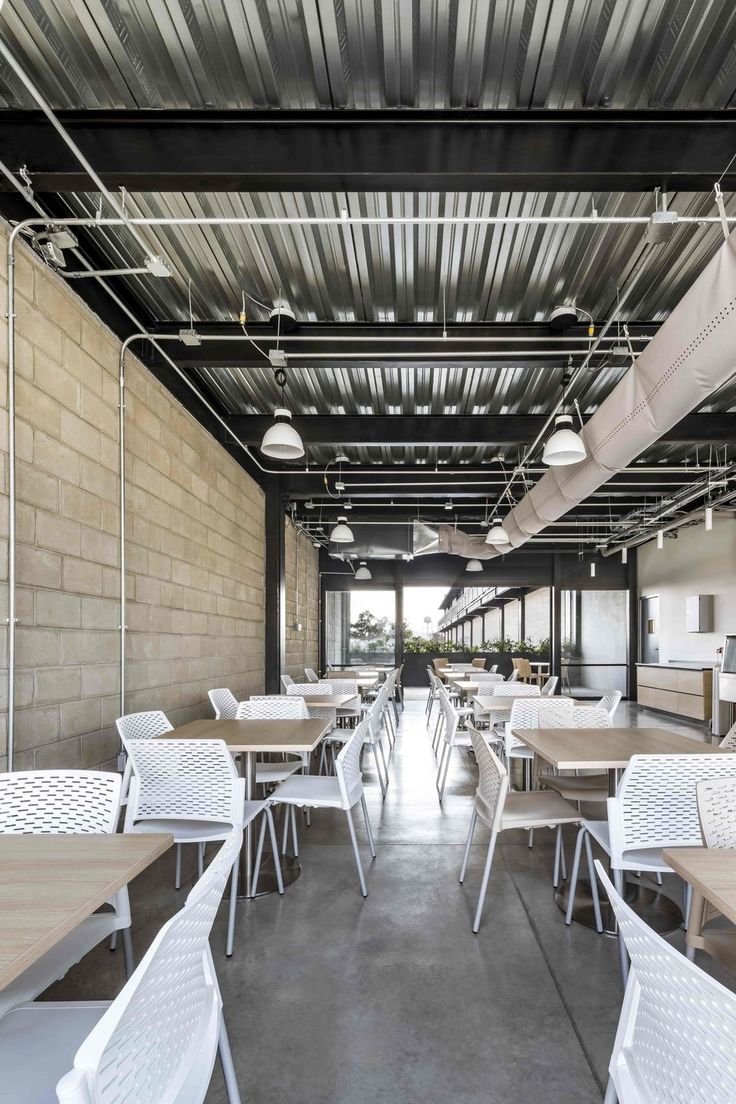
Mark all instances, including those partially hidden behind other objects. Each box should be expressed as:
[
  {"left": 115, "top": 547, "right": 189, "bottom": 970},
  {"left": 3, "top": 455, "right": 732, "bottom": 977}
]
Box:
[{"left": 637, "top": 664, "right": 712, "bottom": 722}]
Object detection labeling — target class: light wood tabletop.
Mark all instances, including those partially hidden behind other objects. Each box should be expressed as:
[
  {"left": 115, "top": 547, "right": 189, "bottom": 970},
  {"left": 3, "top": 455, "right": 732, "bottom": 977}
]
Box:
[
  {"left": 511, "top": 727, "right": 727, "bottom": 771},
  {"left": 473, "top": 695, "right": 587, "bottom": 712},
  {"left": 167, "top": 717, "right": 330, "bottom": 754},
  {"left": 663, "top": 847, "right": 736, "bottom": 925},
  {"left": 293, "top": 693, "right": 358, "bottom": 708},
  {"left": 0, "top": 833, "right": 172, "bottom": 992}
]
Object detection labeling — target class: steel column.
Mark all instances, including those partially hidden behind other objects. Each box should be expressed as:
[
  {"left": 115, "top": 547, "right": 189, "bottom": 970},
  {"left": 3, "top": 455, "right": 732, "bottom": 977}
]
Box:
[{"left": 265, "top": 478, "right": 286, "bottom": 693}]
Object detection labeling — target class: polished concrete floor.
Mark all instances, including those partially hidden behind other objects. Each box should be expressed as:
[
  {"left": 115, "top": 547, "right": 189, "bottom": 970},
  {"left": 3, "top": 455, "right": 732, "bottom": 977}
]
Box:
[{"left": 49, "top": 691, "right": 721, "bottom": 1103}]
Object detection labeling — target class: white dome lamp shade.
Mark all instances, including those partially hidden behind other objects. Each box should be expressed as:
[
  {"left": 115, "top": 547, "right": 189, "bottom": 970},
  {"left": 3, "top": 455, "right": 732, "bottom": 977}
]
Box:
[
  {"left": 260, "top": 408, "right": 305, "bottom": 460},
  {"left": 485, "top": 518, "right": 510, "bottom": 546},
  {"left": 465, "top": 558, "right": 483, "bottom": 572},
  {"left": 354, "top": 562, "right": 372, "bottom": 580},
  {"left": 542, "top": 414, "right": 586, "bottom": 467},
  {"left": 330, "top": 515, "right": 354, "bottom": 544}
]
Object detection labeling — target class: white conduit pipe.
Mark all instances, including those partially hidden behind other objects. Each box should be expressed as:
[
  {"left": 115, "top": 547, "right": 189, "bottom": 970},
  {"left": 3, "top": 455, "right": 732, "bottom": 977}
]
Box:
[{"left": 6, "top": 214, "right": 736, "bottom": 229}]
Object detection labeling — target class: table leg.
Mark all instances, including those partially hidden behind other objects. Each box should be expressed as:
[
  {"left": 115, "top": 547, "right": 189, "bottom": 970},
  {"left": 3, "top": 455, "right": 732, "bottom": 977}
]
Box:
[{"left": 555, "top": 766, "right": 682, "bottom": 935}]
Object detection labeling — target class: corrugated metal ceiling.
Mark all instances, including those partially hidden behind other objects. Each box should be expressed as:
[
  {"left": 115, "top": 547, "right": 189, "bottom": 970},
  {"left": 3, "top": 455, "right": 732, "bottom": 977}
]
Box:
[{"left": 2, "top": 0, "right": 736, "bottom": 110}]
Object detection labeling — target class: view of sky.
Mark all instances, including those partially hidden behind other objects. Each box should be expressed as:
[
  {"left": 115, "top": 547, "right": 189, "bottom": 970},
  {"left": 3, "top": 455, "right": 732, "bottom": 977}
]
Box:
[{"left": 349, "top": 586, "right": 450, "bottom": 636}]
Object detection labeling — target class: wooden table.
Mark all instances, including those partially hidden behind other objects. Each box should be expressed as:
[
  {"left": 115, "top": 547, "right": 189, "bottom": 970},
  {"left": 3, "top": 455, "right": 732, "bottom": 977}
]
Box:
[
  {"left": 473, "top": 695, "right": 587, "bottom": 715},
  {"left": 515, "top": 727, "right": 727, "bottom": 933},
  {"left": 0, "top": 833, "right": 172, "bottom": 991},
  {"left": 663, "top": 847, "right": 736, "bottom": 963},
  {"left": 168, "top": 718, "right": 330, "bottom": 898},
  {"left": 294, "top": 693, "right": 359, "bottom": 709}
]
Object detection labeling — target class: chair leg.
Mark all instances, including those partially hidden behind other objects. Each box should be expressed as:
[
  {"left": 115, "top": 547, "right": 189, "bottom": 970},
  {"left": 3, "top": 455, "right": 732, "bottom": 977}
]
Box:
[
  {"left": 377, "top": 738, "right": 389, "bottom": 793},
  {"left": 121, "top": 926, "right": 134, "bottom": 978},
  {"left": 438, "top": 744, "right": 452, "bottom": 803},
  {"left": 345, "top": 806, "right": 368, "bottom": 897},
  {"left": 612, "top": 868, "right": 630, "bottom": 985},
  {"left": 290, "top": 806, "right": 299, "bottom": 857},
  {"left": 175, "top": 842, "right": 182, "bottom": 890},
  {"left": 373, "top": 744, "right": 388, "bottom": 798},
  {"left": 565, "top": 827, "right": 586, "bottom": 926},
  {"left": 226, "top": 859, "right": 239, "bottom": 957},
  {"left": 584, "top": 832, "right": 603, "bottom": 933},
  {"left": 252, "top": 812, "right": 269, "bottom": 896},
  {"left": 528, "top": 828, "right": 534, "bottom": 849},
  {"left": 604, "top": 1076, "right": 618, "bottom": 1104},
  {"left": 267, "top": 808, "right": 284, "bottom": 893},
  {"left": 459, "top": 809, "right": 477, "bottom": 884},
  {"left": 553, "top": 824, "right": 563, "bottom": 888},
  {"left": 472, "top": 831, "right": 498, "bottom": 933},
  {"left": 197, "top": 842, "right": 205, "bottom": 878},
  {"left": 109, "top": 931, "right": 117, "bottom": 952},
  {"left": 360, "top": 793, "right": 376, "bottom": 857},
  {"left": 281, "top": 804, "right": 290, "bottom": 854},
  {"left": 218, "top": 1013, "right": 242, "bottom": 1104}
]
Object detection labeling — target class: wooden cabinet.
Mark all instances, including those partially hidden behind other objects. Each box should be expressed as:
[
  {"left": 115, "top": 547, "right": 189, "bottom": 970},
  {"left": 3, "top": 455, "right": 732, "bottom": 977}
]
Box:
[{"left": 636, "top": 665, "right": 712, "bottom": 722}]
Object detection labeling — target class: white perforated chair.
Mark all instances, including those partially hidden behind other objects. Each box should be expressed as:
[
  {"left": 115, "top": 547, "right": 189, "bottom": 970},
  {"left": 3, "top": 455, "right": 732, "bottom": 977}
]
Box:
[
  {"left": 332, "top": 678, "right": 361, "bottom": 722},
  {"left": 0, "top": 771, "right": 132, "bottom": 1018},
  {"left": 323, "top": 687, "right": 389, "bottom": 797},
  {"left": 286, "top": 681, "right": 338, "bottom": 733},
  {"left": 504, "top": 697, "right": 574, "bottom": 788},
  {"left": 567, "top": 753, "right": 736, "bottom": 981},
  {"left": 0, "top": 827, "right": 244, "bottom": 1104},
  {"left": 236, "top": 697, "right": 309, "bottom": 785},
  {"left": 595, "top": 858, "right": 736, "bottom": 1104},
  {"left": 541, "top": 676, "right": 558, "bottom": 695},
  {"left": 489, "top": 664, "right": 499, "bottom": 673},
  {"left": 280, "top": 674, "right": 294, "bottom": 690},
  {"left": 719, "top": 721, "right": 736, "bottom": 751},
  {"left": 124, "top": 738, "right": 281, "bottom": 956},
  {"left": 115, "top": 709, "right": 173, "bottom": 800},
  {"left": 683, "top": 776, "right": 736, "bottom": 970},
  {"left": 597, "top": 691, "right": 622, "bottom": 722},
  {"left": 208, "top": 688, "right": 239, "bottom": 720},
  {"left": 507, "top": 669, "right": 519, "bottom": 683},
  {"left": 265, "top": 720, "right": 376, "bottom": 896},
  {"left": 539, "top": 706, "right": 611, "bottom": 804},
  {"left": 436, "top": 691, "right": 474, "bottom": 803},
  {"left": 459, "top": 726, "right": 582, "bottom": 932},
  {"left": 304, "top": 667, "right": 319, "bottom": 682},
  {"left": 473, "top": 671, "right": 505, "bottom": 685}
]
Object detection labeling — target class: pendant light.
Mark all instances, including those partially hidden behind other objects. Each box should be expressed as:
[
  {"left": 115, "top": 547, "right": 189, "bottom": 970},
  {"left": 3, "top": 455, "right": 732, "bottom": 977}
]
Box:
[
  {"left": 542, "top": 367, "right": 586, "bottom": 467},
  {"left": 260, "top": 359, "right": 305, "bottom": 459},
  {"left": 465, "top": 558, "right": 483, "bottom": 572},
  {"left": 354, "top": 561, "right": 372, "bottom": 580},
  {"left": 330, "top": 515, "right": 354, "bottom": 543},
  {"left": 260, "top": 408, "right": 304, "bottom": 459},
  {"left": 486, "top": 517, "right": 509, "bottom": 545}
]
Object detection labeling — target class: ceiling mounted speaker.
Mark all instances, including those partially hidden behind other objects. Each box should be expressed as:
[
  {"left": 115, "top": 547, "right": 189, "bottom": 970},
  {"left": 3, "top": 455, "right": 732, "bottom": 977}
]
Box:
[
  {"left": 548, "top": 305, "right": 578, "bottom": 332},
  {"left": 269, "top": 306, "right": 298, "bottom": 333}
]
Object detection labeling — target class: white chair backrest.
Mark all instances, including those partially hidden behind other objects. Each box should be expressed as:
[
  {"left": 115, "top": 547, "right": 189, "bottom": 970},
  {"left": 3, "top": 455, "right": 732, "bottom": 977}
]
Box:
[
  {"left": 472, "top": 671, "right": 505, "bottom": 683},
  {"left": 597, "top": 691, "right": 622, "bottom": 720},
  {"left": 208, "top": 688, "right": 238, "bottom": 720},
  {"left": 720, "top": 722, "right": 736, "bottom": 751},
  {"left": 124, "top": 740, "right": 244, "bottom": 830},
  {"left": 594, "top": 859, "right": 736, "bottom": 1104},
  {"left": 439, "top": 691, "right": 459, "bottom": 747},
  {"left": 0, "top": 771, "right": 121, "bottom": 834},
  {"left": 115, "top": 710, "right": 173, "bottom": 747},
  {"left": 697, "top": 777, "right": 736, "bottom": 847},
  {"left": 468, "top": 724, "right": 508, "bottom": 832},
  {"left": 335, "top": 720, "right": 367, "bottom": 809},
  {"left": 513, "top": 697, "right": 574, "bottom": 729},
  {"left": 287, "top": 682, "right": 331, "bottom": 696},
  {"left": 237, "top": 696, "right": 308, "bottom": 719},
  {"left": 507, "top": 669, "right": 519, "bottom": 682},
  {"left": 334, "top": 679, "right": 359, "bottom": 698},
  {"left": 492, "top": 682, "right": 540, "bottom": 698},
  {"left": 280, "top": 674, "right": 294, "bottom": 690},
  {"left": 609, "top": 754, "right": 736, "bottom": 860},
  {"left": 540, "top": 676, "right": 558, "bottom": 695},
  {"left": 567, "top": 706, "right": 610, "bottom": 727},
  {"left": 58, "top": 826, "right": 243, "bottom": 1104},
  {"left": 304, "top": 668, "right": 319, "bottom": 682},
  {"left": 490, "top": 665, "right": 499, "bottom": 673}
]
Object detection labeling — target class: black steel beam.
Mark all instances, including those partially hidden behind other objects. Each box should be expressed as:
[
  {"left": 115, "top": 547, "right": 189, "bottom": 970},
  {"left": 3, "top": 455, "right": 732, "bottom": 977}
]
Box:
[
  {"left": 1, "top": 109, "right": 734, "bottom": 192},
  {"left": 226, "top": 412, "right": 735, "bottom": 447}
]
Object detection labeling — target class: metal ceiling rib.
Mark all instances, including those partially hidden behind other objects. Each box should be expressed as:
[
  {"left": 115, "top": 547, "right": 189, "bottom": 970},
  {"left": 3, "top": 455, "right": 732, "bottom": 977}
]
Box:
[{"left": 2, "top": 0, "right": 736, "bottom": 110}]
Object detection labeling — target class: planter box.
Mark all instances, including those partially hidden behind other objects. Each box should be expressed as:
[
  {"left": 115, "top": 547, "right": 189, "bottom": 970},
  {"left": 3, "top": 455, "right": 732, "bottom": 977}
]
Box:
[{"left": 402, "top": 652, "right": 514, "bottom": 687}]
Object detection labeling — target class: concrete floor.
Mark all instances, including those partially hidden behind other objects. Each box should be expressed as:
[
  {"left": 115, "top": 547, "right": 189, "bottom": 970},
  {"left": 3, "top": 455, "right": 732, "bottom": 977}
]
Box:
[{"left": 48, "top": 691, "right": 723, "bottom": 1103}]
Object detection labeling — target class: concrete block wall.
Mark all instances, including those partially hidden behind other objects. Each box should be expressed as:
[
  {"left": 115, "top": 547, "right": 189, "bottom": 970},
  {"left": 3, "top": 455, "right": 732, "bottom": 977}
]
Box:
[
  {"left": 0, "top": 218, "right": 271, "bottom": 771},
  {"left": 284, "top": 517, "right": 319, "bottom": 679}
]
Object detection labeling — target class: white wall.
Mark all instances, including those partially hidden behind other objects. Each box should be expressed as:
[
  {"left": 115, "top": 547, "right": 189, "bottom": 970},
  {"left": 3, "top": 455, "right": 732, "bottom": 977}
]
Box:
[{"left": 638, "top": 516, "right": 736, "bottom": 663}]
